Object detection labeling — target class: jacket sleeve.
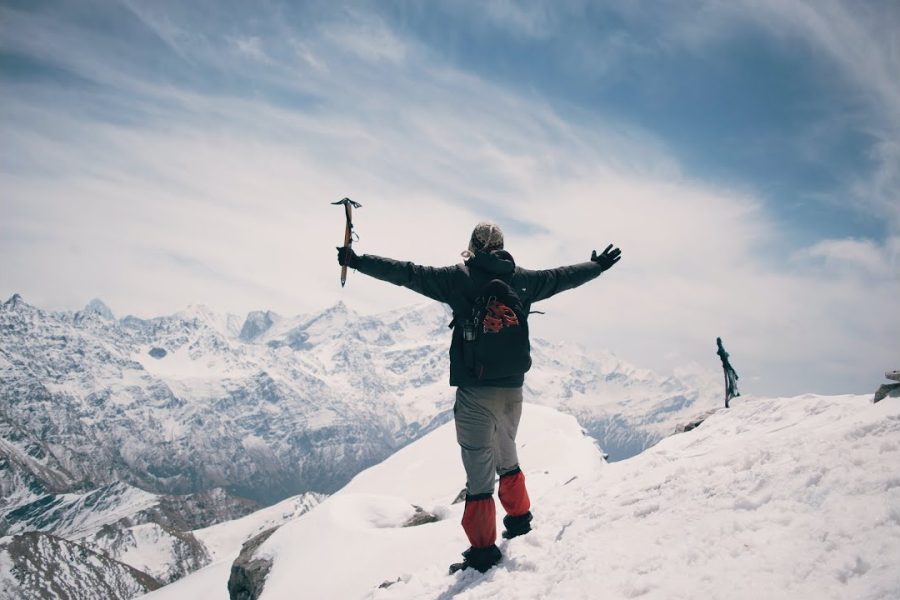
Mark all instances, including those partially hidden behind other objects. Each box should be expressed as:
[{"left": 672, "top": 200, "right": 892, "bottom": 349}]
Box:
[
  {"left": 518, "top": 262, "right": 605, "bottom": 303},
  {"left": 352, "top": 253, "right": 458, "bottom": 304}
]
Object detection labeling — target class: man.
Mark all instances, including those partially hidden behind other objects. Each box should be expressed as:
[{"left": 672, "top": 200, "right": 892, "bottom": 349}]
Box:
[{"left": 337, "top": 222, "right": 622, "bottom": 574}]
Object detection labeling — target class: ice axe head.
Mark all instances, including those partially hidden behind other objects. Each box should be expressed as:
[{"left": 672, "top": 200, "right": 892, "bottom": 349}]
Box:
[{"left": 331, "top": 197, "right": 362, "bottom": 209}]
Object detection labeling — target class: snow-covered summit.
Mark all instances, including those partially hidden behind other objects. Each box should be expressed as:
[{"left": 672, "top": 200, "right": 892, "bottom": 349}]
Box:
[
  {"left": 142, "top": 403, "right": 605, "bottom": 600},
  {"left": 146, "top": 394, "right": 900, "bottom": 600}
]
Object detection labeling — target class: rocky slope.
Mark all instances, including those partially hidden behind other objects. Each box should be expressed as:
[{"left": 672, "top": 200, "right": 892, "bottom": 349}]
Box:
[{"left": 0, "top": 532, "right": 162, "bottom": 600}]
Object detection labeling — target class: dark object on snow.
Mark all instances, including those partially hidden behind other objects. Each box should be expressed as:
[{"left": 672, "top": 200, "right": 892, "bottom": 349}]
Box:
[
  {"left": 452, "top": 488, "right": 467, "bottom": 504},
  {"left": 502, "top": 511, "right": 533, "bottom": 539},
  {"left": 675, "top": 409, "right": 718, "bottom": 434},
  {"left": 332, "top": 197, "right": 362, "bottom": 288},
  {"left": 716, "top": 337, "right": 740, "bottom": 408},
  {"left": 379, "top": 578, "right": 401, "bottom": 589},
  {"left": 402, "top": 505, "right": 440, "bottom": 527},
  {"left": 874, "top": 370, "right": 900, "bottom": 403},
  {"left": 448, "top": 544, "right": 502, "bottom": 575},
  {"left": 148, "top": 347, "right": 167, "bottom": 359},
  {"left": 874, "top": 384, "right": 900, "bottom": 403},
  {"left": 227, "top": 527, "right": 278, "bottom": 600}
]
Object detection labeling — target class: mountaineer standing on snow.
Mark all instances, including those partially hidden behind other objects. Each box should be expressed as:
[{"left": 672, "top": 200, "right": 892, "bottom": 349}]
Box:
[{"left": 337, "top": 222, "right": 622, "bottom": 574}]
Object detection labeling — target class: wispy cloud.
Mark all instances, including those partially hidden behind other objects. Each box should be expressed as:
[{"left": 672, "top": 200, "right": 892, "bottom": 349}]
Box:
[
  {"left": 1, "top": 0, "right": 897, "bottom": 395},
  {"left": 645, "top": 0, "right": 900, "bottom": 229}
]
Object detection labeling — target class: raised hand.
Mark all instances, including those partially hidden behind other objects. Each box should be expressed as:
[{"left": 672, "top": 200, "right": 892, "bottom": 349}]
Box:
[{"left": 590, "top": 244, "right": 622, "bottom": 272}]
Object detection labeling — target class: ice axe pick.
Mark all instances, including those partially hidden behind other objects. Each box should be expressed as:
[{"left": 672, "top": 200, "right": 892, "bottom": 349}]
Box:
[{"left": 332, "top": 197, "right": 362, "bottom": 287}]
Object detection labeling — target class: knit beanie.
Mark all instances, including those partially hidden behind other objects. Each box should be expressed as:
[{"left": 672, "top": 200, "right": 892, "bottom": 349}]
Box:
[{"left": 467, "top": 222, "right": 504, "bottom": 255}]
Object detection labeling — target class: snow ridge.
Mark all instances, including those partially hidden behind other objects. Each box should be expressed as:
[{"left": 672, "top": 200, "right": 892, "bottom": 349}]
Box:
[{"left": 149, "top": 395, "right": 900, "bottom": 600}]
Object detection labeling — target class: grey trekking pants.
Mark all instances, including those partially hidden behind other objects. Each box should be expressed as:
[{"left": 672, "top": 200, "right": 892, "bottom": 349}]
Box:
[{"left": 454, "top": 386, "right": 523, "bottom": 496}]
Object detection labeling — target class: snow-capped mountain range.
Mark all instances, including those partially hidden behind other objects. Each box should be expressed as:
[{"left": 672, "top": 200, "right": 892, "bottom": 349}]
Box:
[
  {"left": 1, "top": 293, "right": 719, "bottom": 509},
  {"left": 1, "top": 294, "right": 722, "bottom": 598}
]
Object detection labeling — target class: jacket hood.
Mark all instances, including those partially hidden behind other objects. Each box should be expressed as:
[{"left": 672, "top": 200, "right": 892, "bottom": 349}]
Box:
[{"left": 465, "top": 249, "right": 516, "bottom": 276}]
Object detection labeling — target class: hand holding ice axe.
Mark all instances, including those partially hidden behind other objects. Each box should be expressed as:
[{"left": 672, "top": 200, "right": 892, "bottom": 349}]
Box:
[{"left": 333, "top": 197, "right": 362, "bottom": 287}]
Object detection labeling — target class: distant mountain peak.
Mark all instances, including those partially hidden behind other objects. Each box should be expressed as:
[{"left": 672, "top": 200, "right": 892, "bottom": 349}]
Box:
[
  {"left": 5, "top": 293, "right": 25, "bottom": 307},
  {"left": 85, "top": 298, "right": 114, "bottom": 320}
]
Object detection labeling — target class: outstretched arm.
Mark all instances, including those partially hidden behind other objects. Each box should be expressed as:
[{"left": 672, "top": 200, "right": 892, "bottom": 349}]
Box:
[
  {"left": 337, "top": 246, "right": 457, "bottom": 303},
  {"left": 521, "top": 244, "right": 622, "bottom": 303}
]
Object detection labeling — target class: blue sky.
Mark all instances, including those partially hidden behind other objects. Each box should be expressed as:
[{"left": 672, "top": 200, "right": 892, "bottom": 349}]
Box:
[{"left": 1, "top": 0, "right": 898, "bottom": 394}]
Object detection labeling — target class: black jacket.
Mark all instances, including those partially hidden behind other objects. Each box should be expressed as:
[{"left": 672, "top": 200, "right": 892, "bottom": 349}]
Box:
[{"left": 353, "top": 250, "right": 605, "bottom": 387}]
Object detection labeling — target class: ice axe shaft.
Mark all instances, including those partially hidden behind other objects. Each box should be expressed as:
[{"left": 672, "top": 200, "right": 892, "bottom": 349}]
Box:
[{"left": 332, "top": 197, "right": 362, "bottom": 287}]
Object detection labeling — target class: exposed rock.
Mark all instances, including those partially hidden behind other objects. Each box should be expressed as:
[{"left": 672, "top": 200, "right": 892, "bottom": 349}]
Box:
[
  {"left": 402, "top": 505, "right": 439, "bottom": 527},
  {"left": 674, "top": 409, "right": 720, "bottom": 434},
  {"left": 150, "top": 487, "right": 258, "bottom": 531},
  {"left": 874, "top": 383, "right": 900, "bottom": 403},
  {"left": 148, "top": 347, "right": 167, "bottom": 359},
  {"left": 2, "top": 482, "right": 257, "bottom": 539},
  {"left": 239, "top": 311, "right": 278, "bottom": 342},
  {"left": 874, "top": 370, "right": 900, "bottom": 403},
  {"left": 1, "top": 482, "right": 258, "bottom": 587},
  {"left": 452, "top": 488, "right": 466, "bottom": 504},
  {"left": 88, "top": 521, "right": 211, "bottom": 584},
  {"left": 0, "top": 531, "right": 161, "bottom": 600},
  {"left": 228, "top": 526, "right": 279, "bottom": 600}
]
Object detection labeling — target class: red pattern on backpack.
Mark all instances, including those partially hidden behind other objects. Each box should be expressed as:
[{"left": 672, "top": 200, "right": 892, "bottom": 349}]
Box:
[{"left": 482, "top": 299, "right": 519, "bottom": 333}]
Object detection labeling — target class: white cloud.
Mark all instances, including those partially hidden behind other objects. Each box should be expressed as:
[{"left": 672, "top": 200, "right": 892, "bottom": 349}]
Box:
[
  {"left": 0, "top": 1, "right": 897, "bottom": 395},
  {"left": 322, "top": 14, "right": 408, "bottom": 64},
  {"left": 233, "top": 36, "right": 270, "bottom": 63},
  {"left": 794, "top": 237, "right": 899, "bottom": 279}
]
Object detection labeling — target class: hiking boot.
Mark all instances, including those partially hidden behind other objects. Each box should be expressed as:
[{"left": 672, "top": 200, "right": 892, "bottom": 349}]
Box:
[
  {"left": 502, "top": 511, "right": 533, "bottom": 539},
  {"left": 448, "top": 545, "right": 502, "bottom": 575}
]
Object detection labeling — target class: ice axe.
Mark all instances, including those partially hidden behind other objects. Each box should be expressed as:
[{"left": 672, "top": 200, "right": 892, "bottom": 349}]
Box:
[{"left": 332, "top": 197, "right": 362, "bottom": 287}]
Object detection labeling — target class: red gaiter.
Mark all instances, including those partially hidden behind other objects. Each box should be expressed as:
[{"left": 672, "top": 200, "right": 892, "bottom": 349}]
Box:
[
  {"left": 461, "top": 497, "right": 496, "bottom": 548},
  {"left": 498, "top": 470, "right": 531, "bottom": 517}
]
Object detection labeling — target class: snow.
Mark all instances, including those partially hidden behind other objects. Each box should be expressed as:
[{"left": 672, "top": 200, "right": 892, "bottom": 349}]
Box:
[
  {"left": 143, "top": 404, "right": 603, "bottom": 599},
  {"left": 108, "top": 523, "right": 181, "bottom": 581},
  {"left": 363, "top": 394, "right": 900, "bottom": 600},
  {"left": 140, "top": 556, "right": 233, "bottom": 600},
  {"left": 0, "top": 544, "right": 15, "bottom": 597},
  {"left": 145, "top": 395, "right": 900, "bottom": 600},
  {"left": 134, "top": 343, "right": 252, "bottom": 381},
  {"left": 138, "top": 493, "right": 324, "bottom": 599},
  {"left": 0, "top": 482, "right": 160, "bottom": 539},
  {"left": 193, "top": 493, "right": 324, "bottom": 562}
]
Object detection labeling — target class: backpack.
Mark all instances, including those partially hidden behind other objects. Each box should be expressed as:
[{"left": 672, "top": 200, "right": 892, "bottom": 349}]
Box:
[{"left": 462, "top": 278, "right": 532, "bottom": 380}]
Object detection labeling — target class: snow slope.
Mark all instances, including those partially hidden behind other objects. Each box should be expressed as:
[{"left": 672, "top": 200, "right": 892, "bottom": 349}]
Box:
[
  {"left": 136, "top": 493, "right": 326, "bottom": 600},
  {"left": 141, "top": 404, "right": 604, "bottom": 600},
  {"left": 147, "top": 395, "right": 898, "bottom": 600},
  {"left": 368, "top": 394, "right": 900, "bottom": 600}
]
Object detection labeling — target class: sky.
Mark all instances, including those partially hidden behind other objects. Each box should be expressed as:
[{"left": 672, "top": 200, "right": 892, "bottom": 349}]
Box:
[{"left": 1, "top": 0, "right": 898, "bottom": 395}]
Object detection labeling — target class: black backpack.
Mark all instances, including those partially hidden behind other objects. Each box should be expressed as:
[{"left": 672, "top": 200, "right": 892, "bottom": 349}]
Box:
[{"left": 462, "top": 278, "right": 532, "bottom": 380}]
